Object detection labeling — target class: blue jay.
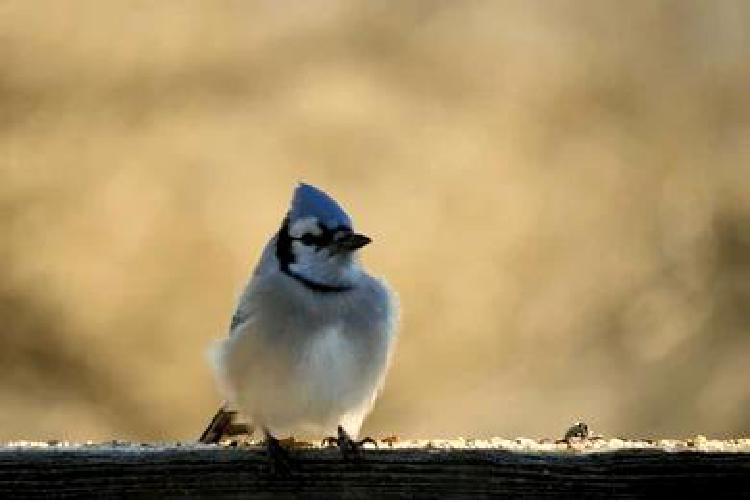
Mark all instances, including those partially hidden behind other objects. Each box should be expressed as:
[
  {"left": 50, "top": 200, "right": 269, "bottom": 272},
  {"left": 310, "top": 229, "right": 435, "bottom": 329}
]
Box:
[{"left": 200, "top": 183, "right": 398, "bottom": 464}]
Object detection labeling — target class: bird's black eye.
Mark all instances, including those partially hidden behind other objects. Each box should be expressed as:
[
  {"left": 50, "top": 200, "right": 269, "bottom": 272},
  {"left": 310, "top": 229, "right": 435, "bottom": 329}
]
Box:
[{"left": 299, "top": 233, "right": 318, "bottom": 246}]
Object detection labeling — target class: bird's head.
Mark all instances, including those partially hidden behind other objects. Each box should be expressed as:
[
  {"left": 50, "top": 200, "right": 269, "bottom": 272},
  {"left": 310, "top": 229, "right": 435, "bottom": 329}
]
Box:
[{"left": 275, "top": 183, "right": 371, "bottom": 292}]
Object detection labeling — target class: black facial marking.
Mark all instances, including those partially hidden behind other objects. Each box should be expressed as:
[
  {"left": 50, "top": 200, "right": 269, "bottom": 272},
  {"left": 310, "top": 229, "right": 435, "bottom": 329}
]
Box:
[
  {"left": 292, "top": 224, "right": 351, "bottom": 251},
  {"left": 275, "top": 217, "right": 295, "bottom": 269},
  {"left": 275, "top": 217, "right": 353, "bottom": 294},
  {"left": 288, "top": 271, "right": 353, "bottom": 293},
  {"left": 298, "top": 233, "right": 320, "bottom": 246}
]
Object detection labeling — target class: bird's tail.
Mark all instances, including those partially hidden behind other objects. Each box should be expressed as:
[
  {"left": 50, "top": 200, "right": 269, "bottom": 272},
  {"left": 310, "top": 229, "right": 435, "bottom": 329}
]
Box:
[{"left": 198, "top": 404, "right": 252, "bottom": 443}]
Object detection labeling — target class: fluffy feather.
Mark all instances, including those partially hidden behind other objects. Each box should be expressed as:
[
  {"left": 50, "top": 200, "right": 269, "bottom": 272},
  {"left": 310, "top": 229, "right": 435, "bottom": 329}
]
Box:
[{"left": 210, "top": 184, "right": 398, "bottom": 439}]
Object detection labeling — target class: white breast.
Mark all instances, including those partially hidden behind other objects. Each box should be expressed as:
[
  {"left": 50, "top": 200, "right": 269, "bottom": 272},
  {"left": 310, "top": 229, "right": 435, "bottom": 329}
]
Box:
[
  {"left": 210, "top": 268, "right": 397, "bottom": 440},
  {"left": 300, "top": 325, "right": 359, "bottom": 408}
]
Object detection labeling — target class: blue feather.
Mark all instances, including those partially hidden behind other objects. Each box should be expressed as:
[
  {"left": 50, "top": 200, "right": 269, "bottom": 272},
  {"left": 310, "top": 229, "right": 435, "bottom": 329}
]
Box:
[{"left": 289, "top": 183, "right": 353, "bottom": 229}]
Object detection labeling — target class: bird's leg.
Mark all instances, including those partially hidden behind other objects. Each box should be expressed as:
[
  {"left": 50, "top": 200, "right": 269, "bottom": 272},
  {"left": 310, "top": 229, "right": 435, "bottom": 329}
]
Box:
[
  {"left": 198, "top": 404, "right": 253, "bottom": 444},
  {"left": 263, "top": 428, "right": 294, "bottom": 476},
  {"left": 322, "top": 425, "right": 378, "bottom": 460}
]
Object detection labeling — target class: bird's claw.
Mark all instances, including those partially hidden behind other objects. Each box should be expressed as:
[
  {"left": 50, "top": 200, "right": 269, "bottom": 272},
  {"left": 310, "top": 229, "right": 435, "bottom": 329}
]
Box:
[
  {"left": 358, "top": 436, "right": 378, "bottom": 448},
  {"left": 322, "top": 425, "right": 377, "bottom": 460}
]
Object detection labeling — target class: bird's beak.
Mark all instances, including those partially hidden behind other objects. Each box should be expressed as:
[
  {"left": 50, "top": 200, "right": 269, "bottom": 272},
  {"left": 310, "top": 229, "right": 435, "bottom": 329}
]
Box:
[{"left": 331, "top": 232, "right": 372, "bottom": 254}]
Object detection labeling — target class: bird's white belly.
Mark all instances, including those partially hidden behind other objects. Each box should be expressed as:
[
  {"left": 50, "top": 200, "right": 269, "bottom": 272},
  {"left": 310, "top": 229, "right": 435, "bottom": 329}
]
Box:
[{"left": 219, "top": 324, "right": 381, "bottom": 439}]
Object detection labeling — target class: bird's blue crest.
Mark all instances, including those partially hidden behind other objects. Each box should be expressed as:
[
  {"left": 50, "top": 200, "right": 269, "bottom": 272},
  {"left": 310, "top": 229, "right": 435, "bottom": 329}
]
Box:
[{"left": 289, "top": 183, "right": 353, "bottom": 229}]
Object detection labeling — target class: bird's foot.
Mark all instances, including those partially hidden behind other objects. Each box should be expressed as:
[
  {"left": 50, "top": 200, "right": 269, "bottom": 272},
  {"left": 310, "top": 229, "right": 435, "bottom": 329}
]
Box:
[
  {"left": 198, "top": 405, "right": 253, "bottom": 444},
  {"left": 262, "top": 430, "right": 296, "bottom": 477},
  {"left": 322, "top": 425, "right": 377, "bottom": 460}
]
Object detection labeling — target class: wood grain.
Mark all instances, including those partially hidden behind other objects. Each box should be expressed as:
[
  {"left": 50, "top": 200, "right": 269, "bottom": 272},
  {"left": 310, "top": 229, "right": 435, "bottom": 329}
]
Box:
[{"left": 0, "top": 445, "right": 748, "bottom": 498}]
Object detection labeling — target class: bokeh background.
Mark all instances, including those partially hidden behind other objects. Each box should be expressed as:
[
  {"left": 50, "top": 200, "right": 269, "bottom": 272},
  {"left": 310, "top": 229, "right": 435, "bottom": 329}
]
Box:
[{"left": 2, "top": 0, "right": 749, "bottom": 442}]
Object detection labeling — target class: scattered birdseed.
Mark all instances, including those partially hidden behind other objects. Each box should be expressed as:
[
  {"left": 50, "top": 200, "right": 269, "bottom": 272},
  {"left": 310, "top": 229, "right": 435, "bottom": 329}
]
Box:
[{"left": 2, "top": 437, "right": 749, "bottom": 453}]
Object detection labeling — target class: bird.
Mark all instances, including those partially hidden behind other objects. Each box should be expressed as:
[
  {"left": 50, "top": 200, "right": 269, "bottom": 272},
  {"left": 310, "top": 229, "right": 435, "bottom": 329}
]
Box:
[{"left": 200, "top": 182, "right": 398, "bottom": 467}]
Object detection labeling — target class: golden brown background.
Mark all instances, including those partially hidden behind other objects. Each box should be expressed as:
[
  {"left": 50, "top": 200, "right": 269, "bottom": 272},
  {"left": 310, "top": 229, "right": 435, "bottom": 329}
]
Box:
[{"left": 2, "top": 0, "right": 749, "bottom": 442}]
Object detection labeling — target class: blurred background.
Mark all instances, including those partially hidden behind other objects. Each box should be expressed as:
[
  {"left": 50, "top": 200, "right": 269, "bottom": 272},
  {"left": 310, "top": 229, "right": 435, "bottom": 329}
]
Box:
[{"left": 1, "top": 0, "right": 749, "bottom": 442}]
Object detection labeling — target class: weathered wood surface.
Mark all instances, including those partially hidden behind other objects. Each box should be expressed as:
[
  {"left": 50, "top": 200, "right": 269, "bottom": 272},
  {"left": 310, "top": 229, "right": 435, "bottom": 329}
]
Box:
[{"left": 0, "top": 444, "right": 749, "bottom": 499}]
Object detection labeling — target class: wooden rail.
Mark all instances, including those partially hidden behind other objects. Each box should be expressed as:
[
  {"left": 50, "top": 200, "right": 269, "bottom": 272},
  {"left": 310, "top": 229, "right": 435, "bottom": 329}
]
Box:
[{"left": 1, "top": 442, "right": 749, "bottom": 498}]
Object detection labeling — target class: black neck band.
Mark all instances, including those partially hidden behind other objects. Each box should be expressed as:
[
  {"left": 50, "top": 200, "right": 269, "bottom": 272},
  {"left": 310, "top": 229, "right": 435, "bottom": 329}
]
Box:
[{"left": 283, "top": 270, "right": 353, "bottom": 293}]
